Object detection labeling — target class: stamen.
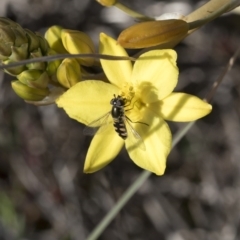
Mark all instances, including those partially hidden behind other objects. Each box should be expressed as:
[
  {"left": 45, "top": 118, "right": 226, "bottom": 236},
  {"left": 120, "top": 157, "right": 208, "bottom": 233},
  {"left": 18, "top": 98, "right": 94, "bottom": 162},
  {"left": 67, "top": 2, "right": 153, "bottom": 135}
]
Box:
[{"left": 119, "top": 82, "right": 135, "bottom": 102}]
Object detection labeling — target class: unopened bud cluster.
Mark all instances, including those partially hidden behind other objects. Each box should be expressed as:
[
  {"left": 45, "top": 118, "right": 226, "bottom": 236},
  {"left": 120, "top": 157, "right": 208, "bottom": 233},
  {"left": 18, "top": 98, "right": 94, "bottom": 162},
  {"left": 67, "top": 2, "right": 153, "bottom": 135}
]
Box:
[
  {"left": 45, "top": 26, "right": 96, "bottom": 89},
  {"left": 0, "top": 18, "right": 95, "bottom": 102},
  {"left": 1, "top": 15, "right": 189, "bottom": 102}
]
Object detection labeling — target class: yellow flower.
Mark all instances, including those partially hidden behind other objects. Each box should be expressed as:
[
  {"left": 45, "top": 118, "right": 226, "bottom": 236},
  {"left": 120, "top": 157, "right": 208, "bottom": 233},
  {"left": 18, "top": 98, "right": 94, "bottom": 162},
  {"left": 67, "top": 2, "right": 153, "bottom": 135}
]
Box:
[{"left": 56, "top": 33, "right": 212, "bottom": 175}]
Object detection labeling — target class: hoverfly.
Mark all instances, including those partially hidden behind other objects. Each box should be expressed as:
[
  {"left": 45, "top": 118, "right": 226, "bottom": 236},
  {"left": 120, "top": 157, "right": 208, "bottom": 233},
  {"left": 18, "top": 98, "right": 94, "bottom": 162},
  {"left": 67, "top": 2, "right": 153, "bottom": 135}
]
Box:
[{"left": 83, "top": 94, "right": 147, "bottom": 150}]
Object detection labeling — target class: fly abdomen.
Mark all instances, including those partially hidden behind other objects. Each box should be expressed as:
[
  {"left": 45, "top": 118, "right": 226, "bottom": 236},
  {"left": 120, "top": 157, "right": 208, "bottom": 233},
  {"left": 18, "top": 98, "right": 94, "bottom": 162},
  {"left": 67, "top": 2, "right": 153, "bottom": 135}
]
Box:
[{"left": 113, "top": 117, "right": 128, "bottom": 139}]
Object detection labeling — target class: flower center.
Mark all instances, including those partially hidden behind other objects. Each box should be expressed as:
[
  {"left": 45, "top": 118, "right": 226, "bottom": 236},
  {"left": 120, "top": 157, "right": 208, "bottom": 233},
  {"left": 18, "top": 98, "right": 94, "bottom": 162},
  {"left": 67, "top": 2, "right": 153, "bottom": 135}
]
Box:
[
  {"left": 118, "top": 82, "right": 143, "bottom": 122},
  {"left": 119, "top": 82, "right": 135, "bottom": 104}
]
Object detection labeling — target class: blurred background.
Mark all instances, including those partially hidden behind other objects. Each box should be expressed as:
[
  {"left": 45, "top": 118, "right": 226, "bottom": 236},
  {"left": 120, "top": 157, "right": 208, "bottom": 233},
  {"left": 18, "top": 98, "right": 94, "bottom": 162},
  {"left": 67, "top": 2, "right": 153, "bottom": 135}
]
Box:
[{"left": 0, "top": 0, "right": 240, "bottom": 239}]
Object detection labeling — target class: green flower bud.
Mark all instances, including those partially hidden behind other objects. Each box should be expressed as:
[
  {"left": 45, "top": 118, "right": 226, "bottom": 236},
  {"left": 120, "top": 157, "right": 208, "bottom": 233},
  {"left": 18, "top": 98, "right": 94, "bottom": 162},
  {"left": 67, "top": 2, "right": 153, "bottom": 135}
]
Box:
[
  {"left": 36, "top": 34, "right": 49, "bottom": 55},
  {"left": 118, "top": 19, "right": 189, "bottom": 48},
  {"left": 3, "top": 59, "right": 26, "bottom": 76},
  {"left": 45, "top": 25, "right": 67, "bottom": 54},
  {"left": 0, "top": 18, "right": 17, "bottom": 27},
  {"left": 0, "top": 18, "right": 28, "bottom": 60},
  {"left": 26, "top": 48, "right": 46, "bottom": 70},
  {"left": 9, "top": 43, "right": 28, "bottom": 62},
  {"left": 45, "top": 48, "right": 61, "bottom": 76},
  {"left": 61, "top": 29, "right": 95, "bottom": 66},
  {"left": 0, "top": 26, "right": 14, "bottom": 60},
  {"left": 17, "top": 69, "right": 49, "bottom": 89},
  {"left": 10, "top": 27, "right": 28, "bottom": 48},
  {"left": 11, "top": 80, "right": 49, "bottom": 101},
  {"left": 0, "top": 42, "right": 12, "bottom": 60},
  {"left": 56, "top": 58, "right": 81, "bottom": 88},
  {"left": 25, "top": 28, "right": 40, "bottom": 52}
]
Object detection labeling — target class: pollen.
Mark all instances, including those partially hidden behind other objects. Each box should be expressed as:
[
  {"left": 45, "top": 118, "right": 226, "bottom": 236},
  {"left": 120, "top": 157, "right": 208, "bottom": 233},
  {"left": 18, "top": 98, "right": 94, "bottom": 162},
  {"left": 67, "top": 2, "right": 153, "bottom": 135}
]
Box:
[{"left": 119, "top": 82, "right": 135, "bottom": 103}]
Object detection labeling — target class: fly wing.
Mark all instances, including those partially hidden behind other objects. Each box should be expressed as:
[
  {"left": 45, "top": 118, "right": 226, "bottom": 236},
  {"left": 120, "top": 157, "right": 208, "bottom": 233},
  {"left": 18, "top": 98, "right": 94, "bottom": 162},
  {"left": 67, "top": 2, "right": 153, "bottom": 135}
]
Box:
[
  {"left": 83, "top": 112, "right": 112, "bottom": 136},
  {"left": 124, "top": 117, "right": 146, "bottom": 151}
]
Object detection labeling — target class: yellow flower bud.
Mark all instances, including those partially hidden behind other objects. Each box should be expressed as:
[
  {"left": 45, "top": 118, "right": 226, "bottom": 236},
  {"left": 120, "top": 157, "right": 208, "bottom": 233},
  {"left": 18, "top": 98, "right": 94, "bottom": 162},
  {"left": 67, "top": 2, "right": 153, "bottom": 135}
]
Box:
[
  {"left": 57, "top": 58, "right": 81, "bottom": 88},
  {"left": 61, "top": 29, "right": 95, "bottom": 66},
  {"left": 11, "top": 80, "right": 49, "bottom": 101},
  {"left": 45, "top": 25, "right": 67, "bottom": 54},
  {"left": 96, "top": 0, "right": 116, "bottom": 7},
  {"left": 17, "top": 69, "right": 49, "bottom": 89},
  {"left": 117, "top": 19, "right": 189, "bottom": 48}
]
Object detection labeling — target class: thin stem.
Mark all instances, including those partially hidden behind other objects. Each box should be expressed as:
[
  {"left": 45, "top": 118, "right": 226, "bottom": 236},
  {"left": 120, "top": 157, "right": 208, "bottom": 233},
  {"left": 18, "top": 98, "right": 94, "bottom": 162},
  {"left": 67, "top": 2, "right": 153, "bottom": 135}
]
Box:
[
  {"left": 0, "top": 53, "right": 136, "bottom": 70},
  {"left": 86, "top": 170, "right": 151, "bottom": 240},
  {"left": 114, "top": 2, "right": 153, "bottom": 21},
  {"left": 185, "top": 0, "right": 240, "bottom": 31},
  {"left": 137, "top": 0, "right": 240, "bottom": 53},
  {"left": 205, "top": 45, "right": 240, "bottom": 103}
]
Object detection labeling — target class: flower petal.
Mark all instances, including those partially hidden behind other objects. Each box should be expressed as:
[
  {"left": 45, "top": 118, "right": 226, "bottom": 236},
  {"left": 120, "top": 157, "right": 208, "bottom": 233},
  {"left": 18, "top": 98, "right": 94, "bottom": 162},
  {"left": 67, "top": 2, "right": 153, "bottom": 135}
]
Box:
[
  {"left": 132, "top": 49, "right": 178, "bottom": 103},
  {"left": 56, "top": 80, "right": 119, "bottom": 125},
  {"left": 84, "top": 125, "right": 124, "bottom": 173},
  {"left": 151, "top": 92, "right": 212, "bottom": 122},
  {"left": 99, "top": 33, "right": 132, "bottom": 87},
  {"left": 125, "top": 108, "right": 171, "bottom": 175}
]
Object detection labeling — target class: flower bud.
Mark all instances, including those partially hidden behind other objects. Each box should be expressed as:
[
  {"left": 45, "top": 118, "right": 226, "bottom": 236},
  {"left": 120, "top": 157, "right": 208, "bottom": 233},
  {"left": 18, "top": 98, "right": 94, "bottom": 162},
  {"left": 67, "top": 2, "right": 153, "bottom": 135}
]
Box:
[
  {"left": 25, "top": 87, "right": 66, "bottom": 106},
  {"left": 0, "top": 27, "right": 14, "bottom": 60},
  {"left": 37, "top": 34, "right": 49, "bottom": 55},
  {"left": 9, "top": 43, "right": 28, "bottom": 62},
  {"left": 10, "top": 27, "right": 28, "bottom": 48},
  {"left": 26, "top": 48, "right": 46, "bottom": 70},
  {"left": 11, "top": 80, "right": 50, "bottom": 101},
  {"left": 61, "top": 29, "right": 95, "bottom": 66},
  {"left": 57, "top": 58, "right": 81, "bottom": 88},
  {"left": 17, "top": 69, "right": 49, "bottom": 89},
  {"left": 96, "top": 0, "right": 116, "bottom": 7},
  {"left": 25, "top": 28, "right": 40, "bottom": 52},
  {"left": 45, "top": 25, "right": 67, "bottom": 53},
  {"left": 0, "top": 18, "right": 28, "bottom": 60},
  {"left": 45, "top": 48, "right": 61, "bottom": 76},
  {"left": 0, "top": 17, "right": 17, "bottom": 27},
  {"left": 118, "top": 19, "right": 189, "bottom": 48},
  {"left": 3, "top": 59, "right": 26, "bottom": 76},
  {"left": 0, "top": 18, "right": 28, "bottom": 46}
]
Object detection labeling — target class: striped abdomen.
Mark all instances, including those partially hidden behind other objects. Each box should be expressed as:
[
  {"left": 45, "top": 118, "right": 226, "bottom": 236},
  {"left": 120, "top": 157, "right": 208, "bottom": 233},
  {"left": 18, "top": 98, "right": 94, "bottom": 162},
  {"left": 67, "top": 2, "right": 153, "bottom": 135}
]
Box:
[
  {"left": 112, "top": 116, "right": 128, "bottom": 139},
  {"left": 111, "top": 104, "right": 128, "bottom": 140}
]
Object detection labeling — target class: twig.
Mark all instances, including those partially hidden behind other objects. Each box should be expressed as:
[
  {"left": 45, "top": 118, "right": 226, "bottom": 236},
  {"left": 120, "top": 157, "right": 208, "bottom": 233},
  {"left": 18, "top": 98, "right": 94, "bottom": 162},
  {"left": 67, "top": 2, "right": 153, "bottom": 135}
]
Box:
[
  {"left": 0, "top": 54, "right": 136, "bottom": 70},
  {"left": 205, "top": 46, "right": 240, "bottom": 102}
]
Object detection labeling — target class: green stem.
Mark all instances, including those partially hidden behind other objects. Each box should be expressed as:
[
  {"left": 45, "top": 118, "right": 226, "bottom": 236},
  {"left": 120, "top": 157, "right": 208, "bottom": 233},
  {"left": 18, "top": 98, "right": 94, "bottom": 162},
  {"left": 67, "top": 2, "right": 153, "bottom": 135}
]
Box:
[
  {"left": 185, "top": 0, "right": 240, "bottom": 31},
  {"left": 86, "top": 121, "right": 195, "bottom": 240},
  {"left": 86, "top": 170, "right": 151, "bottom": 240},
  {"left": 136, "top": 0, "right": 240, "bottom": 55},
  {"left": 114, "top": 2, "right": 153, "bottom": 21},
  {"left": 0, "top": 53, "right": 136, "bottom": 70}
]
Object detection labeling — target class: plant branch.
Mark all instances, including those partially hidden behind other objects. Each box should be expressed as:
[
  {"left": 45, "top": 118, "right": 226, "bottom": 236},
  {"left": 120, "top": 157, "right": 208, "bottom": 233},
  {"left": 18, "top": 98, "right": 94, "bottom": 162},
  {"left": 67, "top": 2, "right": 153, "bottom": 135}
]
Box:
[
  {"left": 185, "top": 0, "right": 240, "bottom": 32},
  {"left": 205, "top": 45, "right": 240, "bottom": 103}
]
